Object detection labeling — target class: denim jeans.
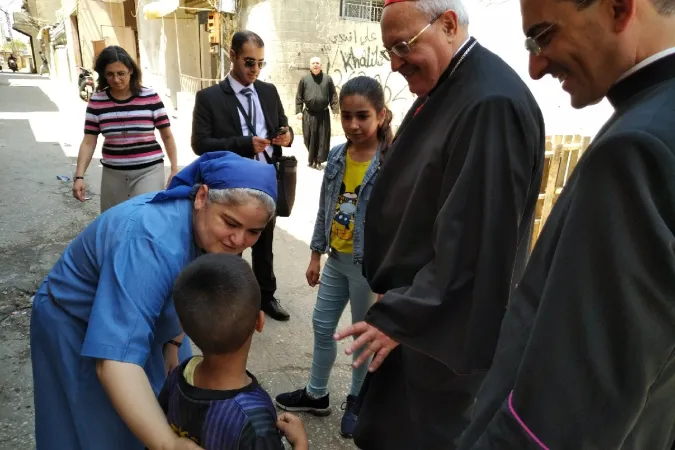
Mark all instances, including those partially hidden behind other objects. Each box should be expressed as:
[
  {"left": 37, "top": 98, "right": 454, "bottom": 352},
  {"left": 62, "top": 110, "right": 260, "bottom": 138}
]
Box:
[{"left": 307, "top": 251, "right": 377, "bottom": 398}]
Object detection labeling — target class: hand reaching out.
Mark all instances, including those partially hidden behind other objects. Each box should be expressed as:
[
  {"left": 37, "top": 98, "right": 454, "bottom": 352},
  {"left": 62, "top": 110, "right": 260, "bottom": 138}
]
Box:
[
  {"left": 334, "top": 322, "right": 399, "bottom": 372},
  {"left": 277, "top": 413, "right": 308, "bottom": 450}
]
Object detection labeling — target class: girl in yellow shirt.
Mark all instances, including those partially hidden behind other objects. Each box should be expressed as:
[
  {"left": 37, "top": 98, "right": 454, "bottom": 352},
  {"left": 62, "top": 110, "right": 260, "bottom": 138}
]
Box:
[{"left": 275, "top": 76, "right": 393, "bottom": 439}]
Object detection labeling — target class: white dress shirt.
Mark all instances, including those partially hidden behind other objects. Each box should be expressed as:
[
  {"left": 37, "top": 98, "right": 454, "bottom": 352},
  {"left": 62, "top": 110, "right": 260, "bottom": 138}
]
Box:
[{"left": 228, "top": 73, "right": 272, "bottom": 162}]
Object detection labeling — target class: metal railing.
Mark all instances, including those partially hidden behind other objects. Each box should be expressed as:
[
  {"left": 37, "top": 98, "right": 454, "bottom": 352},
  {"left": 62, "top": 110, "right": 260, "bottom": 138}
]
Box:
[
  {"left": 341, "top": 0, "right": 383, "bottom": 22},
  {"left": 179, "top": 74, "right": 219, "bottom": 94}
]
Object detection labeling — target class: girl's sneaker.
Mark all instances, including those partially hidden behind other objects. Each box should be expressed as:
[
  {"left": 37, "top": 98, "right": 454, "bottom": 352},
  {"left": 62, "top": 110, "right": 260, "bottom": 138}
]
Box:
[{"left": 274, "top": 388, "right": 331, "bottom": 416}]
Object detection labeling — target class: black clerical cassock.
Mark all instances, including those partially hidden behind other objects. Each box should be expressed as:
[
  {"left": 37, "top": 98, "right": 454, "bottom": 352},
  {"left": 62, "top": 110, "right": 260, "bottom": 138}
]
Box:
[
  {"left": 353, "top": 37, "right": 546, "bottom": 450},
  {"left": 458, "top": 52, "right": 675, "bottom": 450},
  {"left": 295, "top": 72, "right": 338, "bottom": 165}
]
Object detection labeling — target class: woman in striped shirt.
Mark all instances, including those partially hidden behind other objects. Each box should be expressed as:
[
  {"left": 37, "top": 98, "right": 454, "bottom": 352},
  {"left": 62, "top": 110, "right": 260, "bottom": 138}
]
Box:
[{"left": 72, "top": 45, "right": 179, "bottom": 213}]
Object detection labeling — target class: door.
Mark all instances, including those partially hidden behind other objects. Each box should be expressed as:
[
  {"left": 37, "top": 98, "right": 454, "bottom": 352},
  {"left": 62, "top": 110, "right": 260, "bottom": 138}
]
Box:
[{"left": 93, "top": 40, "right": 106, "bottom": 60}]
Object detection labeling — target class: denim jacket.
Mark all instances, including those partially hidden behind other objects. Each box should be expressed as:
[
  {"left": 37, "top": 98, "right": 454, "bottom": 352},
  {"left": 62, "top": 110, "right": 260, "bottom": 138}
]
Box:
[{"left": 309, "top": 142, "right": 381, "bottom": 264}]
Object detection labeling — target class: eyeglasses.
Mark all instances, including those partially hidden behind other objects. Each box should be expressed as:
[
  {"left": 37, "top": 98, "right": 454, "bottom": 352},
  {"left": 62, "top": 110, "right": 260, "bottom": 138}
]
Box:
[
  {"left": 386, "top": 13, "right": 444, "bottom": 58},
  {"left": 241, "top": 57, "right": 266, "bottom": 69},
  {"left": 524, "top": 24, "right": 555, "bottom": 56},
  {"left": 105, "top": 70, "right": 129, "bottom": 80}
]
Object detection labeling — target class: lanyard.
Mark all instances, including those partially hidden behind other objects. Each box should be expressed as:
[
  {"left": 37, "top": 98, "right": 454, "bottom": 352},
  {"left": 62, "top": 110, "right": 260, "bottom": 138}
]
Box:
[{"left": 235, "top": 97, "right": 274, "bottom": 164}]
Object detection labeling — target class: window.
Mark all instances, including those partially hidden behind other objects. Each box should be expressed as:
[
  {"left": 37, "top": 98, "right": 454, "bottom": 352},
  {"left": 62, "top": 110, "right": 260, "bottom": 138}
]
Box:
[{"left": 340, "top": 0, "right": 384, "bottom": 22}]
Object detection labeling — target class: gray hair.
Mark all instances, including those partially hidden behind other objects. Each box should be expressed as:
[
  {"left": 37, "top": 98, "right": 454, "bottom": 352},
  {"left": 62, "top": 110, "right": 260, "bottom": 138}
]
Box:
[
  {"left": 208, "top": 188, "right": 276, "bottom": 221},
  {"left": 415, "top": 0, "right": 469, "bottom": 26}
]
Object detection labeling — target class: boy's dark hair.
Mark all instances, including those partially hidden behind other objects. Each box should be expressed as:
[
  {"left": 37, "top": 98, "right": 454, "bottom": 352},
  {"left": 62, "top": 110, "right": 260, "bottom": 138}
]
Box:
[
  {"left": 231, "top": 31, "right": 265, "bottom": 55},
  {"left": 94, "top": 45, "right": 143, "bottom": 95},
  {"left": 173, "top": 254, "right": 261, "bottom": 355}
]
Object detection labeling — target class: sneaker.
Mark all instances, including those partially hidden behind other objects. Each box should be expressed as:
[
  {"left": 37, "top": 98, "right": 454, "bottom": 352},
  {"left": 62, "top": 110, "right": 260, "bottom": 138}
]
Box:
[
  {"left": 275, "top": 388, "right": 331, "bottom": 416},
  {"left": 340, "top": 395, "right": 358, "bottom": 438}
]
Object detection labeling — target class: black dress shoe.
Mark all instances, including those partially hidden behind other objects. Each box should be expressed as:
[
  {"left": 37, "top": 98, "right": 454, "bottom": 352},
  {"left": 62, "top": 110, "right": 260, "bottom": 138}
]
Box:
[{"left": 262, "top": 298, "right": 290, "bottom": 321}]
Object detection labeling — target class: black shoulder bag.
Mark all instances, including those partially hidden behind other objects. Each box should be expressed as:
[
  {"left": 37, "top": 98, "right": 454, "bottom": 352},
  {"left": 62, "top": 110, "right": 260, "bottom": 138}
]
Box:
[{"left": 234, "top": 100, "right": 297, "bottom": 217}]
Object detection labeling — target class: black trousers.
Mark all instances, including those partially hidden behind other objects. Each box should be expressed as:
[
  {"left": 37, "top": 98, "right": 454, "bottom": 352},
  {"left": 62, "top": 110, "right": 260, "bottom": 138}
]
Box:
[{"left": 252, "top": 216, "right": 276, "bottom": 303}]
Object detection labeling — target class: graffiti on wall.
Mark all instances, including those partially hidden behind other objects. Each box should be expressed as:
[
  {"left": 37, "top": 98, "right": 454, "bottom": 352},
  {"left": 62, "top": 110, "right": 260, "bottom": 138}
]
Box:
[
  {"left": 321, "top": 28, "right": 415, "bottom": 125},
  {"left": 331, "top": 47, "right": 410, "bottom": 107},
  {"left": 327, "top": 28, "right": 379, "bottom": 46}
]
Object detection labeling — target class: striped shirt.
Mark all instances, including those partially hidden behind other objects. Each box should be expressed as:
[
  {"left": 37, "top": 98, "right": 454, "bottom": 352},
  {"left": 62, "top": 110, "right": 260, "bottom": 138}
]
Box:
[
  {"left": 84, "top": 87, "right": 170, "bottom": 170},
  {"left": 159, "top": 358, "right": 284, "bottom": 450}
]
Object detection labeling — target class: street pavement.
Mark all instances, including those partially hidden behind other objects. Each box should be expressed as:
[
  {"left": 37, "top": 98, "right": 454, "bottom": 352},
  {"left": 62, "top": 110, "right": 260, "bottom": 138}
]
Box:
[{"left": 0, "top": 72, "right": 358, "bottom": 449}]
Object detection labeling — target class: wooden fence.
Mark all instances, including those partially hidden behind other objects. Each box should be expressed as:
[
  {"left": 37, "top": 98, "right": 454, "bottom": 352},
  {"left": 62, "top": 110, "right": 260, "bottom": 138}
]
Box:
[{"left": 531, "top": 134, "right": 592, "bottom": 247}]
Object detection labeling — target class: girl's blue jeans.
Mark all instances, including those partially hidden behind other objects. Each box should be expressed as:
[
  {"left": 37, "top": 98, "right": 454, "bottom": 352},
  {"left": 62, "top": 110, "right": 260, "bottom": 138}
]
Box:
[{"left": 307, "top": 251, "right": 377, "bottom": 398}]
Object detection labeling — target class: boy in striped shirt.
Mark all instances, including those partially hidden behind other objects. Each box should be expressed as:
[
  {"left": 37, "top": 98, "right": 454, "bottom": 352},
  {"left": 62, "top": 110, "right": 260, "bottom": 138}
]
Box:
[{"left": 159, "top": 254, "right": 308, "bottom": 450}]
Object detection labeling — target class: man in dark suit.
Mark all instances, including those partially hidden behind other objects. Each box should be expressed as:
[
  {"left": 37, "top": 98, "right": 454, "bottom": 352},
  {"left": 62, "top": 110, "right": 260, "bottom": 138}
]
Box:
[{"left": 191, "top": 30, "right": 292, "bottom": 321}]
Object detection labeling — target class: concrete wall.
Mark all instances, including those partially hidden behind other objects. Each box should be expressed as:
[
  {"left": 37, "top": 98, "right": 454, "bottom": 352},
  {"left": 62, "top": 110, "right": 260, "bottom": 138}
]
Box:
[
  {"left": 135, "top": 9, "right": 210, "bottom": 113},
  {"left": 239, "top": 0, "right": 412, "bottom": 133},
  {"left": 50, "top": 0, "right": 135, "bottom": 84},
  {"left": 238, "top": 0, "right": 614, "bottom": 137},
  {"left": 75, "top": 0, "right": 129, "bottom": 66},
  {"left": 56, "top": 0, "right": 80, "bottom": 83},
  {"left": 29, "top": 0, "right": 60, "bottom": 23},
  {"left": 52, "top": 44, "right": 71, "bottom": 80}
]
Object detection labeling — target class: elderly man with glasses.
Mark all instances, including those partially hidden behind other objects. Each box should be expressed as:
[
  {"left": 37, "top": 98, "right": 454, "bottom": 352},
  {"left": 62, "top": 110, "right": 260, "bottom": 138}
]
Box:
[
  {"left": 333, "top": 0, "right": 545, "bottom": 448},
  {"left": 458, "top": 0, "right": 675, "bottom": 447},
  {"left": 191, "top": 30, "right": 294, "bottom": 322}
]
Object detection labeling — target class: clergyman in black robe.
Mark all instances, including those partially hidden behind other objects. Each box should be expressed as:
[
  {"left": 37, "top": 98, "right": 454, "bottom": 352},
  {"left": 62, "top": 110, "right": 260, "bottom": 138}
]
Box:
[
  {"left": 335, "top": 2, "right": 546, "bottom": 449},
  {"left": 458, "top": 0, "right": 675, "bottom": 448},
  {"left": 295, "top": 56, "right": 338, "bottom": 168}
]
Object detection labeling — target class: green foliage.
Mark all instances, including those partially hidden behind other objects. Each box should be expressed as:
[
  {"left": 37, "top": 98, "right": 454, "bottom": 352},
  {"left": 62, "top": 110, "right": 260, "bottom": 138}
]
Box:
[{"left": 1, "top": 40, "right": 28, "bottom": 53}]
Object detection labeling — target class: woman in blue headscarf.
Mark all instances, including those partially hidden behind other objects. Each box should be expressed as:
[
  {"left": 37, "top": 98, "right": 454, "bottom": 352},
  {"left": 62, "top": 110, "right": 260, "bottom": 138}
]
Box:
[{"left": 30, "top": 152, "right": 277, "bottom": 450}]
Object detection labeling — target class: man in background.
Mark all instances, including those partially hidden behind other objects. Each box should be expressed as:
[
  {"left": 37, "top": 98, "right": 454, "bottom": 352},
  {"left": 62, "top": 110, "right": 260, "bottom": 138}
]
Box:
[{"left": 295, "top": 56, "right": 339, "bottom": 169}]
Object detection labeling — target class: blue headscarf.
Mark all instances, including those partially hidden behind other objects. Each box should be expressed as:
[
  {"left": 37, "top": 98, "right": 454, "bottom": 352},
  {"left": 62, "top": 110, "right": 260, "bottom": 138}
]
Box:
[{"left": 150, "top": 151, "right": 277, "bottom": 203}]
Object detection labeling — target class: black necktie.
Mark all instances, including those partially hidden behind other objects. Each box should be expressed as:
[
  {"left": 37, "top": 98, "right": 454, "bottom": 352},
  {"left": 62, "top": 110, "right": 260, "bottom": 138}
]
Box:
[{"left": 241, "top": 88, "right": 256, "bottom": 134}]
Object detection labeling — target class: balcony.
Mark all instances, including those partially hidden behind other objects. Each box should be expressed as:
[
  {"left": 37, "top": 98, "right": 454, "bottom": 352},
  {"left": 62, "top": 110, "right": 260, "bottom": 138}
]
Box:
[{"left": 340, "top": 0, "right": 384, "bottom": 23}]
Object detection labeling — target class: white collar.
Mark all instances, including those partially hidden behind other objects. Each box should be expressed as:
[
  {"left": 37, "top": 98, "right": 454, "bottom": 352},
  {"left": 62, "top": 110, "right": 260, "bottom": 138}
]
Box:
[
  {"left": 228, "top": 73, "right": 255, "bottom": 94},
  {"left": 616, "top": 47, "right": 675, "bottom": 83},
  {"left": 455, "top": 37, "right": 471, "bottom": 57}
]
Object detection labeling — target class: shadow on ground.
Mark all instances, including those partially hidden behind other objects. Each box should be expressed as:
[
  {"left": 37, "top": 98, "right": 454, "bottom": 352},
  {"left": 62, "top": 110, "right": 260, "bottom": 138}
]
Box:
[
  {"left": 0, "top": 77, "right": 59, "bottom": 113},
  {"left": 0, "top": 118, "right": 99, "bottom": 449}
]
